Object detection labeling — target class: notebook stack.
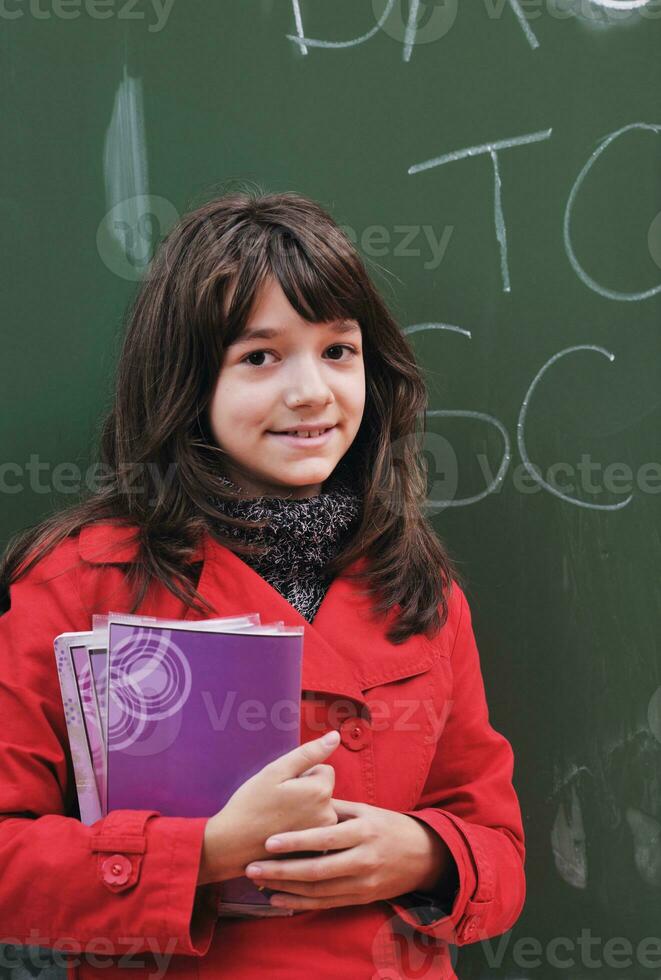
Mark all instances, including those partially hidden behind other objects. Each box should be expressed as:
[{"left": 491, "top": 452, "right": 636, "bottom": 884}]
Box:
[{"left": 54, "top": 611, "right": 304, "bottom": 917}]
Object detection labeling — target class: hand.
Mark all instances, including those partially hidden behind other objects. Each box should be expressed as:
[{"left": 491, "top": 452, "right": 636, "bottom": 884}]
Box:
[
  {"left": 243, "top": 798, "right": 454, "bottom": 911},
  {"left": 198, "top": 730, "right": 341, "bottom": 885}
]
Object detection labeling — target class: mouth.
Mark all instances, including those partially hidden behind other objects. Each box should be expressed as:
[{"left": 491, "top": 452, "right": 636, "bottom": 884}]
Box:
[{"left": 267, "top": 425, "right": 337, "bottom": 446}]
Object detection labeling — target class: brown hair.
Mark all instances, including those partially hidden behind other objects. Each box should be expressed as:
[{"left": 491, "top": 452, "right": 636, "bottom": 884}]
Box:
[{"left": 0, "top": 187, "right": 461, "bottom": 643}]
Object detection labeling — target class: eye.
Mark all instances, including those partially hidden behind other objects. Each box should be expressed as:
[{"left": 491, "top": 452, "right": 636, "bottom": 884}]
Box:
[
  {"left": 241, "top": 350, "right": 275, "bottom": 367},
  {"left": 325, "top": 344, "right": 357, "bottom": 360},
  {"left": 240, "top": 344, "right": 358, "bottom": 367}
]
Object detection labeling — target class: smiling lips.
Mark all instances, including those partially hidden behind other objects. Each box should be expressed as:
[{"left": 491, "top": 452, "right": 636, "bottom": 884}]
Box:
[
  {"left": 269, "top": 426, "right": 336, "bottom": 444},
  {"left": 277, "top": 427, "right": 333, "bottom": 438},
  {"left": 270, "top": 422, "right": 336, "bottom": 435}
]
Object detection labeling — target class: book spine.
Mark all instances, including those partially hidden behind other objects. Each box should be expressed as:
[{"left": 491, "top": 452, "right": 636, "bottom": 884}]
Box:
[{"left": 53, "top": 638, "right": 102, "bottom": 825}]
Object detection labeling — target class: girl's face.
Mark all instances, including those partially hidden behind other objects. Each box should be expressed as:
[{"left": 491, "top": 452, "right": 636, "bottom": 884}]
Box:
[{"left": 208, "top": 276, "right": 366, "bottom": 499}]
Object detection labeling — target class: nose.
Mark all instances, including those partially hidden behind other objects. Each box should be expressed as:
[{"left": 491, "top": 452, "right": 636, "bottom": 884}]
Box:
[{"left": 283, "top": 352, "right": 335, "bottom": 409}]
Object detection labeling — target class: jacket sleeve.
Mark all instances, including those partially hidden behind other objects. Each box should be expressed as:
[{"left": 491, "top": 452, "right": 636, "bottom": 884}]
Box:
[
  {"left": 386, "top": 585, "right": 526, "bottom": 946},
  {"left": 0, "top": 545, "right": 220, "bottom": 959}
]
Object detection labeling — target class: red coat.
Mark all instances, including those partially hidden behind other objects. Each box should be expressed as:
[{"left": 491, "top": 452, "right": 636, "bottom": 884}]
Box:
[{"left": 0, "top": 522, "right": 525, "bottom": 979}]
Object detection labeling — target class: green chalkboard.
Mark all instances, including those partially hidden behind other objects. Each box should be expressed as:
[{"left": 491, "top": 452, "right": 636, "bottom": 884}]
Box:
[{"left": 2, "top": 2, "right": 661, "bottom": 977}]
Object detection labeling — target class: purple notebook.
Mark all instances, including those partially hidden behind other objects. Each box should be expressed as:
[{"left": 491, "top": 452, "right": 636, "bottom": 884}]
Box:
[{"left": 55, "top": 613, "right": 304, "bottom": 917}]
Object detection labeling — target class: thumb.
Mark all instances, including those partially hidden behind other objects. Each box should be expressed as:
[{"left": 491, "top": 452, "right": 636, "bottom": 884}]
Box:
[{"left": 270, "top": 730, "right": 341, "bottom": 781}]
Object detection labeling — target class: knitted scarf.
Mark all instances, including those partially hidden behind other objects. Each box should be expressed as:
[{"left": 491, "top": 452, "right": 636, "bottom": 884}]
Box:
[{"left": 207, "top": 473, "right": 363, "bottom": 622}]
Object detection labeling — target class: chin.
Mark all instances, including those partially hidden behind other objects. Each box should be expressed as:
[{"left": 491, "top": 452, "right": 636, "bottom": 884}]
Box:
[
  {"left": 271, "top": 463, "right": 335, "bottom": 484},
  {"left": 274, "top": 469, "right": 332, "bottom": 486}
]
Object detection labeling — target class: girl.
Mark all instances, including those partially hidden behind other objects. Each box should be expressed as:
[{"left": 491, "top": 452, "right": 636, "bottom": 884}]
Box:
[{"left": 0, "top": 190, "right": 525, "bottom": 980}]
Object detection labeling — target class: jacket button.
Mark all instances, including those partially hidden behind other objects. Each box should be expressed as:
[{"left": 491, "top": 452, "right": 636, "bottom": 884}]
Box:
[
  {"left": 340, "top": 716, "right": 370, "bottom": 751},
  {"left": 101, "top": 853, "right": 132, "bottom": 886}
]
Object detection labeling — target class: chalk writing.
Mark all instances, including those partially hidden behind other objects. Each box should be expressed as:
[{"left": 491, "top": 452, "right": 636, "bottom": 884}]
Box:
[
  {"left": 517, "top": 345, "right": 632, "bottom": 510},
  {"left": 409, "top": 129, "right": 553, "bottom": 292},
  {"left": 563, "top": 121, "right": 661, "bottom": 301}
]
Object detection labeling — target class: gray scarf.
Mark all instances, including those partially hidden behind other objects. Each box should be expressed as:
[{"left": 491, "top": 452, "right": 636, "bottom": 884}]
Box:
[{"left": 207, "top": 474, "right": 363, "bottom": 622}]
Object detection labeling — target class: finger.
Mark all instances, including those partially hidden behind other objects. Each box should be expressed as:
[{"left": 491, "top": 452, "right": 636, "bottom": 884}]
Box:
[
  {"left": 263, "top": 817, "right": 363, "bottom": 854},
  {"left": 284, "top": 770, "right": 336, "bottom": 809},
  {"left": 331, "top": 798, "right": 364, "bottom": 819},
  {"left": 268, "top": 891, "right": 367, "bottom": 911},
  {"left": 246, "top": 846, "right": 367, "bottom": 883},
  {"left": 254, "top": 875, "right": 360, "bottom": 898},
  {"left": 267, "top": 730, "right": 340, "bottom": 781}
]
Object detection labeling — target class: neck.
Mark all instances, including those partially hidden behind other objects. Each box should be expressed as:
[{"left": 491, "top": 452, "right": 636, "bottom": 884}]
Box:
[
  {"left": 219, "top": 469, "right": 323, "bottom": 500},
  {"left": 205, "top": 476, "right": 363, "bottom": 622}
]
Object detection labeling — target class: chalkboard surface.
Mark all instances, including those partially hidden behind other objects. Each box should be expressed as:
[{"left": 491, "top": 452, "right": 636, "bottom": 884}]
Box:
[{"left": 2, "top": 2, "right": 661, "bottom": 977}]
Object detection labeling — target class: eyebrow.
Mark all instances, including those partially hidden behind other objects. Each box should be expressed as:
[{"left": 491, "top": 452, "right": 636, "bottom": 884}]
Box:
[{"left": 230, "top": 320, "right": 361, "bottom": 346}]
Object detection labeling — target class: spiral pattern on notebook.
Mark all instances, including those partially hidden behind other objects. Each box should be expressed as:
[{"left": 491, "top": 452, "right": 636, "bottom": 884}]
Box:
[{"left": 108, "top": 628, "right": 192, "bottom": 749}]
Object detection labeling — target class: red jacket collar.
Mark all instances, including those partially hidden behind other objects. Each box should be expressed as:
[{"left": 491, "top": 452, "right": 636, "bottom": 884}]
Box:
[{"left": 78, "top": 522, "right": 437, "bottom": 704}]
